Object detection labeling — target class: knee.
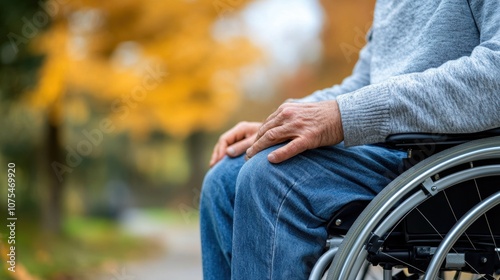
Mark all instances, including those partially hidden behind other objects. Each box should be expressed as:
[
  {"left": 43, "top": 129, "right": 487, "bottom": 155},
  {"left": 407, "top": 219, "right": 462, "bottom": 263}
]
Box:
[
  {"left": 235, "top": 148, "right": 284, "bottom": 206},
  {"left": 200, "top": 156, "right": 241, "bottom": 210},
  {"left": 200, "top": 166, "right": 220, "bottom": 205},
  {"left": 237, "top": 150, "right": 272, "bottom": 186}
]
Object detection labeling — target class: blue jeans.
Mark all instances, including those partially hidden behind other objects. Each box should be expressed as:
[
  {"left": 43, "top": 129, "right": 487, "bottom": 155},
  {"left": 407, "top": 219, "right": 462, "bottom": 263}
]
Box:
[{"left": 199, "top": 143, "right": 406, "bottom": 279}]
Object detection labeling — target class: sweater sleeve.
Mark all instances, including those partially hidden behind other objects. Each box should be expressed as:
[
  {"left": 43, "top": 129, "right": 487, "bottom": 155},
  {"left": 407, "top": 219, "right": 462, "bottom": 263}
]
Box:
[
  {"left": 291, "top": 39, "right": 372, "bottom": 103},
  {"left": 337, "top": 0, "right": 500, "bottom": 146}
]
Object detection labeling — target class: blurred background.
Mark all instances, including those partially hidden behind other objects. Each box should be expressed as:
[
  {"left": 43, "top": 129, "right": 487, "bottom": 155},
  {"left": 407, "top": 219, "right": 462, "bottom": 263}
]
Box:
[{"left": 0, "top": 0, "right": 374, "bottom": 279}]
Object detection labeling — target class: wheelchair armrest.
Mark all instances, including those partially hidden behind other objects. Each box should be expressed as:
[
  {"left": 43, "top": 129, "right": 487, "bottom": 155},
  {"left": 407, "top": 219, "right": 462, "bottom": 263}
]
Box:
[{"left": 384, "top": 127, "right": 500, "bottom": 150}]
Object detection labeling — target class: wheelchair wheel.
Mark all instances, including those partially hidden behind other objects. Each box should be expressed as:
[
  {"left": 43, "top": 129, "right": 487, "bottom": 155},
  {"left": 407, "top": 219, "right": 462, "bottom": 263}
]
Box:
[{"left": 326, "top": 136, "right": 500, "bottom": 280}]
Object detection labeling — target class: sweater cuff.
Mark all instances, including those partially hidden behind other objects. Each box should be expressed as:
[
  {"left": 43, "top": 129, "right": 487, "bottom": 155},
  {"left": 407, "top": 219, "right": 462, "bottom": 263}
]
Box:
[{"left": 336, "top": 85, "right": 391, "bottom": 146}]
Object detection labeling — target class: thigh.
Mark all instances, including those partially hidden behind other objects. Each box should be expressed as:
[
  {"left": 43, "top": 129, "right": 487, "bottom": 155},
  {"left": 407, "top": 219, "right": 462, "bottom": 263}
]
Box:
[{"left": 235, "top": 142, "right": 406, "bottom": 224}]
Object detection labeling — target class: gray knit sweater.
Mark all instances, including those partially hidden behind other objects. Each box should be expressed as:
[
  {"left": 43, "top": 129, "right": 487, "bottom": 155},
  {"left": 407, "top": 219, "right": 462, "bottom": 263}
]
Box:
[{"left": 297, "top": 0, "right": 500, "bottom": 146}]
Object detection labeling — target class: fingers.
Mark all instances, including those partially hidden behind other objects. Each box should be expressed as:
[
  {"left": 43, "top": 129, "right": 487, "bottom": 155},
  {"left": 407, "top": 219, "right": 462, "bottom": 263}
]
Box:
[
  {"left": 209, "top": 142, "right": 227, "bottom": 167},
  {"left": 226, "top": 136, "right": 255, "bottom": 157},
  {"left": 246, "top": 126, "right": 287, "bottom": 158},
  {"left": 247, "top": 126, "right": 309, "bottom": 164},
  {"left": 209, "top": 122, "right": 261, "bottom": 167},
  {"left": 247, "top": 104, "right": 298, "bottom": 159},
  {"left": 267, "top": 138, "right": 308, "bottom": 163},
  {"left": 254, "top": 104, "right": 290, "bottom": 143}
]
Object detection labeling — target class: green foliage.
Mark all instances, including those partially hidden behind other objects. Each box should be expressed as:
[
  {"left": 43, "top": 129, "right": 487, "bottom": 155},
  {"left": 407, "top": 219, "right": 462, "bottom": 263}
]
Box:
[
  {"left": 1, "top": 216, "right": 161, "bottom": 279},
  {"left": 0, "top": 0, "right": 45, "bottom": 102}
]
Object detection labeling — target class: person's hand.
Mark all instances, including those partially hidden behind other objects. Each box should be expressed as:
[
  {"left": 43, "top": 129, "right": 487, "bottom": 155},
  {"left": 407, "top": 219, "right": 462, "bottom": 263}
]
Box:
[
  {"left": 246, "top": 100, "right": 344, "bottom": 164},
  {"left": 209, "top": 121, "right": 262, "bottom": 167}
]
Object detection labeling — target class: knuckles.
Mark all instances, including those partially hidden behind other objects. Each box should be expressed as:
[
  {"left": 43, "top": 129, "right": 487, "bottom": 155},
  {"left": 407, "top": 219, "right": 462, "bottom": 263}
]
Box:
[
  {"left": 265, "top": 129, "right": 278, "bottom": 141},
  {"left": 279, "top": 105, "right": 296, "bottom": 119}
]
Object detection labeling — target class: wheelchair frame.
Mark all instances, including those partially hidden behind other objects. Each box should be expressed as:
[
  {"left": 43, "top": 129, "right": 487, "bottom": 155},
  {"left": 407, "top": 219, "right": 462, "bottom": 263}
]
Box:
[{"left": 310, "top": 134, "right": 500, "bottom": 280}]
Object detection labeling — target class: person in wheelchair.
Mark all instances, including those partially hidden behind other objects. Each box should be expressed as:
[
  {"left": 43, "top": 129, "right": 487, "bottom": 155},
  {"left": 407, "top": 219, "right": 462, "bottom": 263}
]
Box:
[{"left": 200, "top": 1, "right": 500, "bottom": 279}]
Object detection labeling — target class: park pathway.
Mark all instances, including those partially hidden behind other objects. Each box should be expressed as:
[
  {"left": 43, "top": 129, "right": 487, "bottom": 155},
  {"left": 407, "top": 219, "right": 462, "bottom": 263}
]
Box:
[{"left": 107, "top": 209, "right": 202, "bottom": 280}]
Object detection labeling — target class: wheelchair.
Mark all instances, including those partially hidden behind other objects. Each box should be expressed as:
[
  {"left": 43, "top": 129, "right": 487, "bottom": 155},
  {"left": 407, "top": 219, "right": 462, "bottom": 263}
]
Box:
[{"left": 309, "top": 128, "right": 500, "bottom": 280}]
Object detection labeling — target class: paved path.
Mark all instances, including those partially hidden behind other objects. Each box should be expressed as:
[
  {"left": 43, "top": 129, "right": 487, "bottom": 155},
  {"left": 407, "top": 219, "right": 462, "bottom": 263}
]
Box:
[{"left": 107, "top": 209, "right": 203, "bottom": 280}]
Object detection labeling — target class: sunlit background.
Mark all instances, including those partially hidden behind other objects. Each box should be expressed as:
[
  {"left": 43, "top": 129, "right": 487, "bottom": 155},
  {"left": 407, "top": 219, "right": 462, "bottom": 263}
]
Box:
[{"left": 0, "top": 0, "right": 374, "bottom": 279}]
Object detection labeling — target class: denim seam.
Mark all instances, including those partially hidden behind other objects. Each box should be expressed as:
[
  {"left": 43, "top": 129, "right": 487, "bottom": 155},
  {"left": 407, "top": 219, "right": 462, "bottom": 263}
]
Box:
[{"left": 269, "top": 172, "right": 313, "bottom": 280}]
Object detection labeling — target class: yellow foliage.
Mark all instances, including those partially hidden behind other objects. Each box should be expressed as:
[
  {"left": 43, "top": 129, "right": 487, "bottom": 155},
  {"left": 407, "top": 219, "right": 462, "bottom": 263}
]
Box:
[{"left": 27, "top": 0, "right": 260, "bottom": 138}]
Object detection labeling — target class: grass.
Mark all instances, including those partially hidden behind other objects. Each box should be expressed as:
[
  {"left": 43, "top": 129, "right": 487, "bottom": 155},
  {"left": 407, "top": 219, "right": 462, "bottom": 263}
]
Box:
[{"left": 1, "top": 215, "right": 162, "bottom": 280}]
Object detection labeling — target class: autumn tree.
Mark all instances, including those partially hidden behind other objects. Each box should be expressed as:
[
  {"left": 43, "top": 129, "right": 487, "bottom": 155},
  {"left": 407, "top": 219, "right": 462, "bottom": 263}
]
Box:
[{"left": 25, "top": 0, "right": 260, "bottom": 233}]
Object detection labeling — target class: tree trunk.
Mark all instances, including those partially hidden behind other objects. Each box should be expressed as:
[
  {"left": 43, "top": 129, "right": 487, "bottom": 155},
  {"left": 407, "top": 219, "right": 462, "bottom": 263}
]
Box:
[
  {"left": 183, "top": 131, "right": 207, "bottom": 205},
  {"left": 42, "top": 121, "right": 64, "bottom": 234}
]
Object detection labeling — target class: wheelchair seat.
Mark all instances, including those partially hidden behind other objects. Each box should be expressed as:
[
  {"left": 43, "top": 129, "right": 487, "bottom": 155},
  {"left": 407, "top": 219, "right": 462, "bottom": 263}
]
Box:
[{"left": 311, "top": 128, "right": 500, "bottom": 280}]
